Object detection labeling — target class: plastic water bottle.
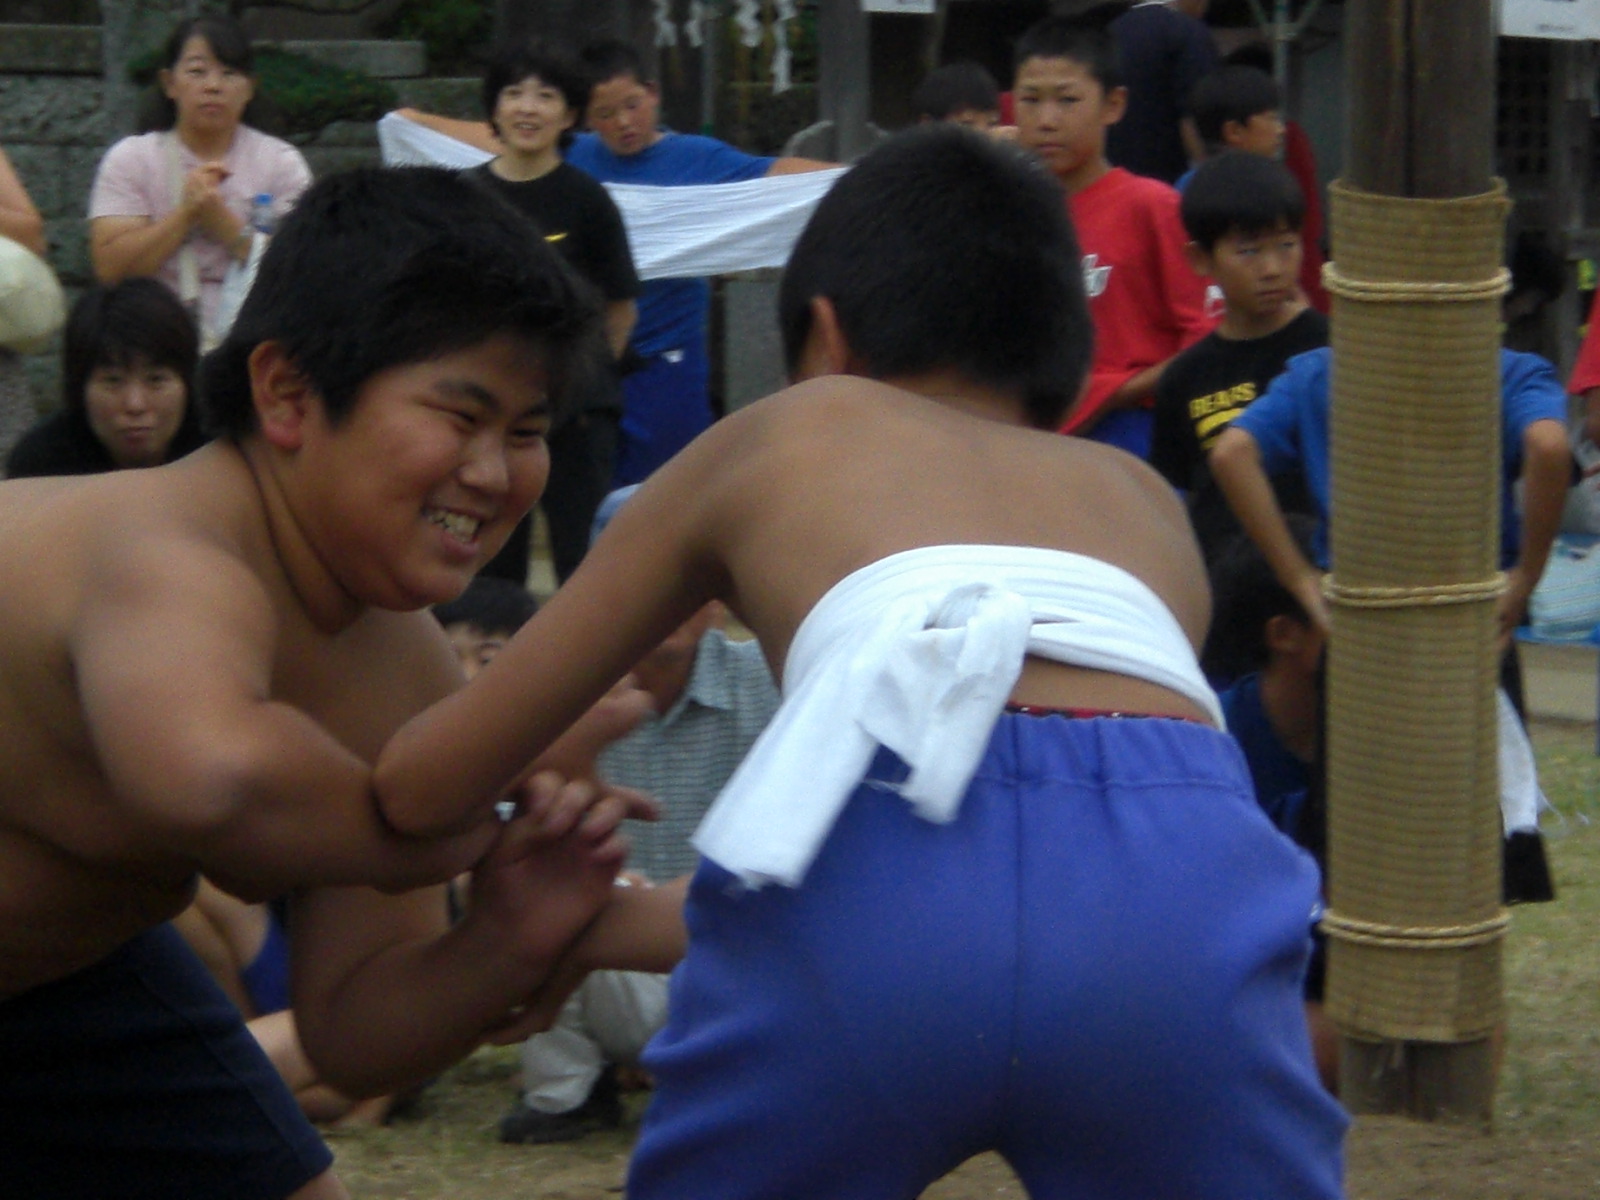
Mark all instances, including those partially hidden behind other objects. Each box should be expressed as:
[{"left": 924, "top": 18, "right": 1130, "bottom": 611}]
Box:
[{"left": 249, "top": 193, "right": 275, "bottom": 237}]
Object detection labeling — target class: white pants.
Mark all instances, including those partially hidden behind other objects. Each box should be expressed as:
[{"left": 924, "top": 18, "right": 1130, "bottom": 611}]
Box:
[{"left": 521, "top": 970, "right": 671, "bottom": 1113}]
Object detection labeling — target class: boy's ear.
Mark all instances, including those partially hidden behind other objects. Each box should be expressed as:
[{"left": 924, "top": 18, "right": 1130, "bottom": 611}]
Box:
[
  {"left": 1265, "top": 612, "right": 1323, "bottom": 668},
  {"left": 248, "top": 341, "right": 317, "bottom": 451},
  {"left": 1183, "top": 240, "right": 1213, "bottom": 278},
  {"left": 1102, "top": 85, "right": 1129, "bottom": 128},
  {"left": 794, "top": 295, "right": 863, "bottom": 380},
  {"left": 1220, "top": 118, "right": 1246, "bottom": 149}
]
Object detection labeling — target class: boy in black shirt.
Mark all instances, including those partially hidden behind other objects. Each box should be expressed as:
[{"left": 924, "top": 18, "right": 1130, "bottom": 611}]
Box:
[
  {"left": 1150, "top": 151, "right": 1327, "bottom": 568},
  {"left": 472, "top": 42, "right": 641, "bottom": 585}
]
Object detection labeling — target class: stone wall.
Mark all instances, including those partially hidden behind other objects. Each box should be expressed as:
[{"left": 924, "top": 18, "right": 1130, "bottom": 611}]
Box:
[{"left": 0, "top": 4, "right": 395, "bottom": 405}]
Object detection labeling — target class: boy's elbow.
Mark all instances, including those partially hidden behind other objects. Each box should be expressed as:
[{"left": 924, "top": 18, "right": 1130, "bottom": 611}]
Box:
[
  {"left": 370, "top": 753, "right": 454, "bottom": 840},
  {"left": 1208, "top": 426, "right": 1258, "bottom": 474}
]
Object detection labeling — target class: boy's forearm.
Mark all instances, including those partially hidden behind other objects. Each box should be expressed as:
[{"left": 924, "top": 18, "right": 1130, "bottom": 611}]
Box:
[
  {"left": 187, "top": 702, "right": 496, "bottom": 899},
  {"left": 578, "top": 877, "right": 689, "bottom": 974},
  {"left": 292, "top": 892, "right": 557, "bottom": 1097},
  {"left": 1210, "top": 428, "right": 1328, "bottom": 630},
  {"left": 1503, "top": 419, "right": 1572, "bottom": 635}
]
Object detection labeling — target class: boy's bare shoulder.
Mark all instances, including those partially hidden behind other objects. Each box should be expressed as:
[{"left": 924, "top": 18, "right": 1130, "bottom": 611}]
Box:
[{"left": 0, "top": 450, "right": 265, "bottom": 591}]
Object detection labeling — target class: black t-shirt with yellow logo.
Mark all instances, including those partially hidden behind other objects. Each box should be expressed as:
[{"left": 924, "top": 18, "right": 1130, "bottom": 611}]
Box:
[{"left": 1151, "top": 308, "right": 1328, "bottom": 566}]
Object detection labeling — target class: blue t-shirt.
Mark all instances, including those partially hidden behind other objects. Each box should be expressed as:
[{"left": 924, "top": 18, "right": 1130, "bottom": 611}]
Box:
[
  {"left": 567, "top": 131, "right": 774, "bottom": 356},
  {"left": 1233, "top": 346, "right": 1568, "bottom": 568},
  {"left": 1219, "top": 673, "right": 1310, "bottom": 838}
]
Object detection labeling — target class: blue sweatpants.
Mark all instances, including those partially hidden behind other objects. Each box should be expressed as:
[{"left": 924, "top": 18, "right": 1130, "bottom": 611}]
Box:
[
  {"left": 613, "top": 341, "right": 714, "bottom": 487},
  {"left": 630, "top": 713, "right": 1347, "bottom": 1200}
]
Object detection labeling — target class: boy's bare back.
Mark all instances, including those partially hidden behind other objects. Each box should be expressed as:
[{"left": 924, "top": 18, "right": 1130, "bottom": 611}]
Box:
[
  {"left": 678, "top": 378, "right": 1209, "bottom": 668},
  {"left": 0, "top": 444, "right": 474, "bottom": 998},
  {"left": 379, "top": 375, "right": 1213, "bottom": 833}
]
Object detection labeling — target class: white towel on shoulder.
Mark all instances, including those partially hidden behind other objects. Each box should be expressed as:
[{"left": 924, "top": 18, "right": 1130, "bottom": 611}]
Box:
[{"left": 693, "top": 545, "right": 1219, "bottom": 888}]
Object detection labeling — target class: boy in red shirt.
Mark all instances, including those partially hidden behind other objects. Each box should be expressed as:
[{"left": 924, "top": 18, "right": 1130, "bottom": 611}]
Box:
[{"left": 1013, "top": 12, "right": 1214, "bottom": 458}]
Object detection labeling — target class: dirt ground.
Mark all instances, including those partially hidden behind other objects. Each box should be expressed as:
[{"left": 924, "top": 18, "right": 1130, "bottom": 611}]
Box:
[{"left": 329, "top": 721, "right": 1600, "bottom": 1199}]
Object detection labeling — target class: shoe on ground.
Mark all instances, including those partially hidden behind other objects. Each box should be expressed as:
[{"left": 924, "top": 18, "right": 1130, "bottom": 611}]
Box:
[{"left": 497, "top": 1069, "right": 624, "bottom": 1144}]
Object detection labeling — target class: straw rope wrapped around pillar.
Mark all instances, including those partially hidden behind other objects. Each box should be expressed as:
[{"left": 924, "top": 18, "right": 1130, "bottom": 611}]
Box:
[{"left": 1321, "top": 179, "right": 1510, "bottom": 1044}]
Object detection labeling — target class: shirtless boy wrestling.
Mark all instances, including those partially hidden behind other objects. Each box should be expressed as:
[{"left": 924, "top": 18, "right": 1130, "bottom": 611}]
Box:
[
  {"left": 377, "top": 128, "right": 1348, "bottom": 1199},
  {"left": 0, "top": 166, "right": 646, "bottom": 1199}
]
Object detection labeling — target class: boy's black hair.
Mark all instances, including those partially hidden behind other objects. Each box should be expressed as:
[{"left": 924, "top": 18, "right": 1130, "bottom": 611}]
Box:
[
  {"left": 200, "top": 166, "right": 604, "bottom": 440},
  {"left": 1012, "top": 7, "right": 1125, "bottom": 91},
  {"left": 578, "top": 38, "right": 651, "bottom": 88},
  {"left": 432, "top": 575, "right": 540, "bottom": 636},
  {"left": 1202, "top": 515, "right": 1319, "bottom": 679},
  {"left": 778, "top": 125, "right": 1090, "bottom": 430},
  {"left": 911, "top": 62, "right": 1000, "bottom": 120},
  {"left": 481, "top": 41, "right": 589, "bottom": 150},
  {"left": 1180, "top": 151, "right": 1305, "bottom": 251},
  {"left": 63, "top": 278, "right": 199, "bottom": 421},
  {"left": 1188, "top": 65, "right": 1281, "bottom": 151},
  {"left": 140, "top": 14, "right": 279, "bottom": 135}
]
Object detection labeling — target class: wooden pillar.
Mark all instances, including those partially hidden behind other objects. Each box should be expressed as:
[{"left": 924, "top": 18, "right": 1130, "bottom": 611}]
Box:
[
  {"left": 1332, "top": 0, "right": 1501, "bottom": 1125},
  {"left": 819, "top": 0, "right": 871, "bottom": 160}
]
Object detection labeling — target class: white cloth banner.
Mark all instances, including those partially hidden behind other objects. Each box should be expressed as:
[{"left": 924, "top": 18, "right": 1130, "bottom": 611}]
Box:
[{"left": 377, "top": 112, "right": 846, "bottom": 280}]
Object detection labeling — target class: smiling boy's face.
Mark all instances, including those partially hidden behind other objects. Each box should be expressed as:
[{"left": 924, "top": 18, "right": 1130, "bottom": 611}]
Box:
[{"left": 276, "top": 334, "right": 553, "bottom": 613}]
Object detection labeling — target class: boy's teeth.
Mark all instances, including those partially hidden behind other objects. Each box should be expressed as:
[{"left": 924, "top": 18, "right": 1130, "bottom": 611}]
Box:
[{"left": 432, "top": 511, "right": 479, "bottom": 539}]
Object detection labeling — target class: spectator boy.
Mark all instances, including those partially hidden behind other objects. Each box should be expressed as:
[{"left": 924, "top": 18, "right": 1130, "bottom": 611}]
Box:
[
  {"left": 1208, "top": 346, "right": 1570, "bottom": 651},
  {"left": 1012, "top": 12, "right": 1213, "bottom": 457},
  {"left": 1150, "top": 151, "right": 1326, "bottom": 567},
  {"left": 470, "top": 41, "right": 641, "bottom": 587},
  {"left": 1181, "top": 65, "right": 1284, "bottom": 183},
  {"left": 1208, "top": 337, "right": 1568, "bottom": 906},
  {"left": 0, "top": 166, "right": 648, "bottom": 1197},
  {"left": 1177, "top": 61, "right": 1330, "bottom": 310},
  {"left": 911, "top": 61, "right": 1002, "bottom": 130},
  {"left": 570, "top": 38, "right": 832, "bottom": 487},
  {"left": 375, "top": 126, "right": 1345, "bottom": 1200},
  {"left": 435, "top": 574, "right": 543, "bottom": 680}
]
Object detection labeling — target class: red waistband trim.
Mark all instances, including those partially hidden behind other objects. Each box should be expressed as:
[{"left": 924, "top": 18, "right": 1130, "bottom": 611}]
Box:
[{"left": 1004, "top": 703, "right": 1202, "bottom": 724}]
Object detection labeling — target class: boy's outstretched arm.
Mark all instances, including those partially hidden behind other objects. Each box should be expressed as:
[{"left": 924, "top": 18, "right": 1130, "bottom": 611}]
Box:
[
  {"left": 289, "top": 774, "right": 637, "bottom": 1097},
  {"left": 72, "top": 531, "right": 494, "bottom": 899},
  {"left": 1210, "top": 425, "right": 1330, "bottom": 634},
  {"left": 373, "top": 420, "right": 734, "bottom": 836}
]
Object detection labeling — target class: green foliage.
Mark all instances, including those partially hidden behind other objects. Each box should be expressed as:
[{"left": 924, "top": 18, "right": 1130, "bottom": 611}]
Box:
[
  {"left": 126, "top": 46, "right": 396, "bottom": 140},
  {"left": 385, "top": 0, "right": 492, "bottom": 75},
  {"left": 252, "top": 47, "right": 397, "bottom": 138}
]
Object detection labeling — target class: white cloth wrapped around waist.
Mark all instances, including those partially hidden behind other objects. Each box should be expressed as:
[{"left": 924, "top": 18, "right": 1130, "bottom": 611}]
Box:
[{"left": 692, "top": 545, "right": 1221, "bottom": 888}]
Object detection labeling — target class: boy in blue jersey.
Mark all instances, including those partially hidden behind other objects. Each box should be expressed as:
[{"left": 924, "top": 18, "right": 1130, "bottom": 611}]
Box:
[
  {"left": 1209, "top": 345, "right": 1570, "bottom": 649},
  {"left": 571, "top": 39, "right": 833, "bottom": 486},
  {"left": 1209, "top": 341, "right": 1567, "bottom": 905}
]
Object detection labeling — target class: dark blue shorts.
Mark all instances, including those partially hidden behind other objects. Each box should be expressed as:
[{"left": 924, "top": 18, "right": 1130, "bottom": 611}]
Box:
[
  {"left": 630, "top": 713, "right": 1347, "bottom": 1199},
  {"left": 613, "top": 341, "right": 714, "bottom": 487},
  {"left": 0, "top": 923, "right": 332, "bottom": 1199}
]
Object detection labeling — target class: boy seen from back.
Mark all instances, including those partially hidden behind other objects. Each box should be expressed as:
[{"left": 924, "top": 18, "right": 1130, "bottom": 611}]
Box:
[
  {"left": 1151, "top": 151, "right": 1327, "bottom": 568},
  {"left": 375, "top": 127, "right": 1345, "bottom": 1199},
  {"left": 0, "top": 166, "right": 650, "bottom": 1199},
  {"left": 1012, "top": 12, "right": 1213, "bottom": 459}
]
